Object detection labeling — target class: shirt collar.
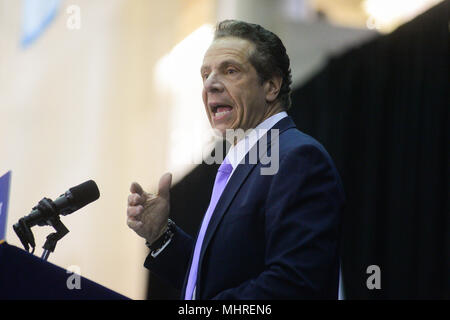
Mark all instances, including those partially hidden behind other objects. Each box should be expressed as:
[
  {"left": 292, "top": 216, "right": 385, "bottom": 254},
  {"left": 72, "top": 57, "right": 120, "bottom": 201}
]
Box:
[{"left": 226, "top": 111, "right": 288, "bottom": 171}]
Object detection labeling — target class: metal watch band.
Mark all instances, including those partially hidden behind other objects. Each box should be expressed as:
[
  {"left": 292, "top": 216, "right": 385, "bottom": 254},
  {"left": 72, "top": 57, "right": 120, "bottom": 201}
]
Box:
[{"left": 146, "top": 219, "right": 175, "bottom": 258}]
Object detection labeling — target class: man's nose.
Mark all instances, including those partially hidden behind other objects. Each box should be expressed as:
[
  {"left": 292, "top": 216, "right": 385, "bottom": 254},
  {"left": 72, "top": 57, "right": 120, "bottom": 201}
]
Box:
[{"left": 204, "top": 73, "right": 224, "bottom": 93}]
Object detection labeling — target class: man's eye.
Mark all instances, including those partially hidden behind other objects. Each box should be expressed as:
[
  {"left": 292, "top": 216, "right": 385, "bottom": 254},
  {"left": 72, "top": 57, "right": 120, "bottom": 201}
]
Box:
[
  {"left": 227, "top": 69, "right": 237, "bottom": 74},
  {"left": 202, "top": 73, "right": 209, "bottom": 80}
]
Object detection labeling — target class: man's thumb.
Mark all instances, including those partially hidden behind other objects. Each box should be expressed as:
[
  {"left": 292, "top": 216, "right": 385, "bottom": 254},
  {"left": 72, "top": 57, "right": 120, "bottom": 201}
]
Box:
[{"left": 158, "top": 172, "right": 172, "bottom": 200}]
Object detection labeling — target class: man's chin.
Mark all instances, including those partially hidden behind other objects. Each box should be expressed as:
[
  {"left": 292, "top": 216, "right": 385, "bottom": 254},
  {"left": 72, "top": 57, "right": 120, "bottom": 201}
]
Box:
[
  {"left": 211, "top": 124, "right": 251, "bottom": 147},
  {"left": 210, "top": 118, "right": 231, "bottom": 132},
  {"left": 210, "top": 125, "right": 228, "bottom": 138}
]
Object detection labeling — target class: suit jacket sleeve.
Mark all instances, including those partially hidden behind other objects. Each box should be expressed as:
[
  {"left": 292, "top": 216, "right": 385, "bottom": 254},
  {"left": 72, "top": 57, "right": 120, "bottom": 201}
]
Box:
[
  {"left": 212, "top": 143, "right": 345, "bottom": 299},
  {"left": 144, "top": 224, "right": 193, "bottom": 291}
]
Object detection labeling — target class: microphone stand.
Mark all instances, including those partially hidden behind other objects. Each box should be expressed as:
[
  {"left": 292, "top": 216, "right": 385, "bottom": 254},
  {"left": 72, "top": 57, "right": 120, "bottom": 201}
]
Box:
[
  {"left": 41, "top": 216, "right": 69, "bottom": 261},
  {"left": 13, "top": 198, "right": 70, "bottom": 261}
]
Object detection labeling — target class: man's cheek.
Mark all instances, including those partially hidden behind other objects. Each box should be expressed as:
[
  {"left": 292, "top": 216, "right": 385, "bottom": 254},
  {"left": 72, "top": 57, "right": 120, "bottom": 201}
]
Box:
[
  {"left": 202, "top": 90, "right": 208, "bottom": 106},
  {"left": 232, "top": 108, "right": 242, "bottom": 129}
]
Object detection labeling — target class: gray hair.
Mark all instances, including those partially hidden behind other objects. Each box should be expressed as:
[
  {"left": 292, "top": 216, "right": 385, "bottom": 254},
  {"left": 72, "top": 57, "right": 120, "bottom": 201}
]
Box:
[{"left": 214, "top": 20, "right": 292, "bottom": 110}]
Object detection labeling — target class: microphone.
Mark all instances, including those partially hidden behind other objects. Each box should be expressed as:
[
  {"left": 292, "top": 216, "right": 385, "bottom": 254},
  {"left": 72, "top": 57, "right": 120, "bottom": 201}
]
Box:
[
  {"left": 13, "top": 180, "right": 100, "bottom": 253},
  {"left": 20, "top": 180, "right": 100, "bottom": 227}
]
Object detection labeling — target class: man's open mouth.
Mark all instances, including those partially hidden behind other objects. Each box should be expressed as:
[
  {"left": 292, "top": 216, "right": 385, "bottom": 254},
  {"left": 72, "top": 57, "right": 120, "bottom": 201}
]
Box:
[
  {"left": 210, "top": 104, "right": 233, "bottom": 119},
  {"left": 214, "top": 105, "right": 232, "bottom": 117}
]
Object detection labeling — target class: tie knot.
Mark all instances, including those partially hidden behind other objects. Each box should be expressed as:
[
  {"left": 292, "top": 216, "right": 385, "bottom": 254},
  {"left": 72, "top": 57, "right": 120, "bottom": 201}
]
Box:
[{"left": 218, "top": 158, "right": 232, "bottom": 174}]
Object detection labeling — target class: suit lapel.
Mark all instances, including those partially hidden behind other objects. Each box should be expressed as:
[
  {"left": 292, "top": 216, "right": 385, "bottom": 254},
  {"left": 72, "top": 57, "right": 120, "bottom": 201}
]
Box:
[{"left": 195, "top": 116, "right": 296, "bottom": 294}]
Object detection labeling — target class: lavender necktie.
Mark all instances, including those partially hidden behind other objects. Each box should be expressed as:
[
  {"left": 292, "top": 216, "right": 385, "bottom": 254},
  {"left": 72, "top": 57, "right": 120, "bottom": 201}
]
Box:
[{"left": 184, "top": 158, "right": 233, "bottom": 300}]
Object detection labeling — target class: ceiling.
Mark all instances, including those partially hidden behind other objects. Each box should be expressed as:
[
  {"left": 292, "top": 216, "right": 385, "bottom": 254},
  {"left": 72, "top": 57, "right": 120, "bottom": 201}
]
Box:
[{"left": 311, "top": 0, "right": 444, "bottom": 32}]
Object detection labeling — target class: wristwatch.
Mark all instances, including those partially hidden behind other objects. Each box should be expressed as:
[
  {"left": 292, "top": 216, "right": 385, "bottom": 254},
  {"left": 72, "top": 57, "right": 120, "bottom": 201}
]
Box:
[{"left": 146, "top": 219, "right": 175, "bottom": 258}]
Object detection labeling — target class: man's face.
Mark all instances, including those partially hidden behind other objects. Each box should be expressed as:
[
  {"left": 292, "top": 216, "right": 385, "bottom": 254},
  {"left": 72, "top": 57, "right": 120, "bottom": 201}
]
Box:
[{"left": 201, "top": 37, "right": 270, "bottom": 135}]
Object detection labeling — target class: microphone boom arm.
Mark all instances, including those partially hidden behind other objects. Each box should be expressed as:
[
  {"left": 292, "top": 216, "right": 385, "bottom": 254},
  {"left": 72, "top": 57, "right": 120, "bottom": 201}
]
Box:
[
  {"left": 13, "top": 197, "right": 70, "bottom": 260},
  {"left": 13, "top": 217, "right": 36, "bottom": 253},
  {"left": 41, "top": 216, "right": 69, "bottom": 261}
]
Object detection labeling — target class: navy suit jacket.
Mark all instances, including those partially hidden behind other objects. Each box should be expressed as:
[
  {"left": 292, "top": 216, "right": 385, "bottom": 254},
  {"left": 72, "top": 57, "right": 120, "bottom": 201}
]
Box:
[{"left": 145, "top": 116, "right": 345, "bottom": 299}]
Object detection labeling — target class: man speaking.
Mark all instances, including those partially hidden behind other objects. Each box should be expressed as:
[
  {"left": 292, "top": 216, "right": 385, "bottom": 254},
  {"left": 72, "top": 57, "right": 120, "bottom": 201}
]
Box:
[{"left": 127, "top": 20, "right": 345, "bottom": 299}]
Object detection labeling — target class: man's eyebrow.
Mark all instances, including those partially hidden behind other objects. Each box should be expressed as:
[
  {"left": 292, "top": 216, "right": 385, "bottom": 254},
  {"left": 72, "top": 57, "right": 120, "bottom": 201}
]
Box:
[
  {"left": 200, "top": 59, "right": 245, "bottom": 73},
  {"left": 219, "top": 59, "right": 244, "bottom": 69},
  {"left": 200, "top": 65, "right": 209, "bottom": 74}
]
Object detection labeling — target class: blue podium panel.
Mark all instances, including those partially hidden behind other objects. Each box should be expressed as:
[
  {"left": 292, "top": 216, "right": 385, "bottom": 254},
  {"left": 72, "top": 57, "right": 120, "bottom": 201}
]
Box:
[
  {"left": 0, "top": 242, "right": 129, "bottom": 300},
  {"left": 0, "top": 171, "right": 11, "bottom": 240}
]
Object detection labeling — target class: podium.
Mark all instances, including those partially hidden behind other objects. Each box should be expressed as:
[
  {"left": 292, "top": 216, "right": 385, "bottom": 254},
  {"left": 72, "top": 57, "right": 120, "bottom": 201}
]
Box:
[{"left": 0, "top": 241, "right": 129, "bottom": 299}]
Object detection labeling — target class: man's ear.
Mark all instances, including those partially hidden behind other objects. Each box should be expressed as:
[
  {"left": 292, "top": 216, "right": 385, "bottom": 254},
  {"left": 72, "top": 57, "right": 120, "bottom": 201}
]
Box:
[{"left": 264, "top": 75, "right": 283, "bottom": 103}]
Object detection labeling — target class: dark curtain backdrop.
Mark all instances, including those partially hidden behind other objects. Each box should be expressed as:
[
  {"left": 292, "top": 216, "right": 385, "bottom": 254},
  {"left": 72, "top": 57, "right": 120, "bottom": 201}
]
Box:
[{"left": 147, "top": 1, "right": 449, "bottom": 299}]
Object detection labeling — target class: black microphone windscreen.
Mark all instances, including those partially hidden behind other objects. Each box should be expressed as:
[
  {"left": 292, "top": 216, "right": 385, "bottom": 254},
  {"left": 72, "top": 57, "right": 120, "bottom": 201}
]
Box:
[{"left": 69, "top": 180, "right": 100, "bottom": 210}]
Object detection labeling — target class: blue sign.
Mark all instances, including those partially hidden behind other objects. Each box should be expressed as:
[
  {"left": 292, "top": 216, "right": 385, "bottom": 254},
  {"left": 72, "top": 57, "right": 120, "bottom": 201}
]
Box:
[
  {"left": 21, "top": 0, "right": 62, "bottom": 48},
  {"left": 0, "top": 171, "right": 12, "bottom": 241}
]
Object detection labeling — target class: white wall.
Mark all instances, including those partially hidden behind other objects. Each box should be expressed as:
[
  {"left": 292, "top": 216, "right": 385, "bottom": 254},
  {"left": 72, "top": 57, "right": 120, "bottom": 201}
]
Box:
[{"left": 0, "top": 0, "right": 183, "bottom": 300}]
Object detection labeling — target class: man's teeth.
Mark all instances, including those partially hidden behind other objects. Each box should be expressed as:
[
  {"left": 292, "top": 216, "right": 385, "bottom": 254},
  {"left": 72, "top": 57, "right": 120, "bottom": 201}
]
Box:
[
  {"left": 215, "top": 110, "right": 231, "bottom": 117},
  {"left": 213, "top": 105, "right": 232, "bottom": 116}
]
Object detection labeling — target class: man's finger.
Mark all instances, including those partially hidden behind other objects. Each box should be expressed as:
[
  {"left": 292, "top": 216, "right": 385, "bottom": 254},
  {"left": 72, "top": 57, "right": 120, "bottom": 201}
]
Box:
[
  {"left": 127, "top": 218, "right": 143, "bottom": 230},
  {"left": 127, "top": 205, "right": 143, "bottom": 217},
  {"left": 157, "top": 172, "right": 172, "bottom": 200},
  {"left": 128, "top": 193, "right": 143, "bottom": 206},
  {"left": 130, "top": 182, "right": 144, "bottom": 195}
]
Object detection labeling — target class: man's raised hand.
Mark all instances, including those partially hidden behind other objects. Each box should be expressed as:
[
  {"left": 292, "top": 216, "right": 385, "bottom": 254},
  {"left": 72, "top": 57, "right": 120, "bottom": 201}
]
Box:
[{"left": 127, "top": 173, "right": 172, "bottom": 244}]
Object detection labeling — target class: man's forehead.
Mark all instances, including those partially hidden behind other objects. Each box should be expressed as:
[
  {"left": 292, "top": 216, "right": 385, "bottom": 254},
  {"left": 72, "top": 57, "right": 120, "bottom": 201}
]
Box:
[{"left": 202, "top": 37, "right": 254, "bottom": 66}]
